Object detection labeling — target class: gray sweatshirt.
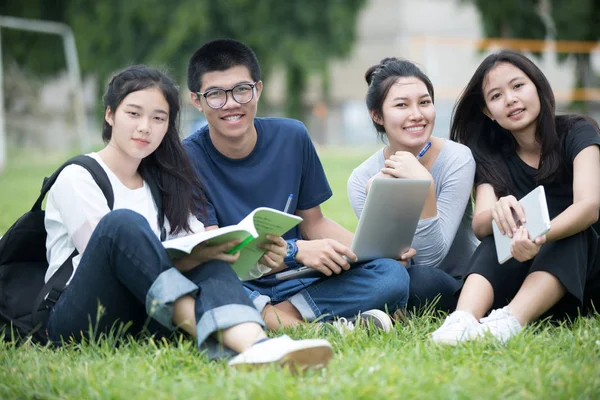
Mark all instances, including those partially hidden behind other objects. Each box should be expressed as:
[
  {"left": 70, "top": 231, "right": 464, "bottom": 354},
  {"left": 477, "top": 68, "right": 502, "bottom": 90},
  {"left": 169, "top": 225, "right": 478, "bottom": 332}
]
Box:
[{"left": 347, "top": 140, "right": 479, "bottom": 279}]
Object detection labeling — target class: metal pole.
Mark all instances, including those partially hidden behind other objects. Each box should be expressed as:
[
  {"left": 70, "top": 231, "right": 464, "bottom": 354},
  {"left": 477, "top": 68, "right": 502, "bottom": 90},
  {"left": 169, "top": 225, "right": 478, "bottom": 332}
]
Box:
[
  {"left": 63, "top": 29, "right": 87, "bottom": 151},
  {"left": 0, "top": 28, "right": 5, "bottom": 175},
  {"left": 0, "top": 16, "right": 87, "bottom": 172}
]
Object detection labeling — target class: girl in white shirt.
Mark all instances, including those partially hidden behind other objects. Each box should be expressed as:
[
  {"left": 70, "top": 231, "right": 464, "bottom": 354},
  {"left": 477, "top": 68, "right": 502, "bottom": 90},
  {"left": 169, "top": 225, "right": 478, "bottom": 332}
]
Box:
[{"left": 44, "top": 65, "right": 333, "bottom": 368}]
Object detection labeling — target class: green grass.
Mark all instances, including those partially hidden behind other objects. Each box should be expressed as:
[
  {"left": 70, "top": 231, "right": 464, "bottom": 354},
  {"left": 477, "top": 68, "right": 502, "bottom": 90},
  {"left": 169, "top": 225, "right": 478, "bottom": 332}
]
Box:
[{"left": 1, "top": 147, "right": 599, "bottom": 399}]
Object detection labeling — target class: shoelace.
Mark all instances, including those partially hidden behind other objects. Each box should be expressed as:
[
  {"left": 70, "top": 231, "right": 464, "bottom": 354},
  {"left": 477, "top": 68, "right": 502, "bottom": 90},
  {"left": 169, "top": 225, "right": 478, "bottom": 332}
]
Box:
[
  {"left": 438, "top": 314, "right": 482, "bottom": 335},
  {"left": 335, "top": 317, "right": 355, "bottom": 330},
  {"left": 446, "top": 314, "right": 472, "bottom": 327},
  {"left": 481, "top": 309, "right": 506, "bottom": 323}
]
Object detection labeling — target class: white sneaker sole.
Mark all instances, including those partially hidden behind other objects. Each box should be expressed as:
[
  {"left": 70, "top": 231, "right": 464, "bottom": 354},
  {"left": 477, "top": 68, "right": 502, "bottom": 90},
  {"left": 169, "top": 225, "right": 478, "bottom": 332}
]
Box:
[
  {"left": 229, "top": 342, "right": 334, "bottom": 372},
  {"left": 360, "top": 309, "right": 393, "bottom": 333},
  {"left": 279, "top": 344, "right": 334, "bottom": 372},
  {"left": 430, "top": 335, "right": 461, "bottom": 345},
  {"left": 431, "top": 331, "right": 485, "bottom": 345}
]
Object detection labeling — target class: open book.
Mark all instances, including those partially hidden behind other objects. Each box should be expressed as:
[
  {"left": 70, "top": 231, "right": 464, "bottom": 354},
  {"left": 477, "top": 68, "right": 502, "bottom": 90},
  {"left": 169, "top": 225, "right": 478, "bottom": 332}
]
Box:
[{"left": 162, "top": 207, "right": 302, "bottom": 279}]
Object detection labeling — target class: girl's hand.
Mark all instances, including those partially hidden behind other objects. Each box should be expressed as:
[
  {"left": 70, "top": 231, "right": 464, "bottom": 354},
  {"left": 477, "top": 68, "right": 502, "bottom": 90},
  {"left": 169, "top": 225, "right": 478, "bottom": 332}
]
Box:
[
  {"left": 366, "top": 171, "right": 394, "bottom": 194},
  {"left": 492, "top": 195, "right": 526, "bottom": 238},
  {"left": 510, "top": 226, "right": 546, "bottom": 262},
  {"left": 189, "top": 239, "right": 242, "bottom": 266},
  {"left": 382, "top": 151, "right": 432, "bottom": 180},
  {"left": 257, "top": 234, "right": 287, "bottom": 269},
  {"left": 397, "top": 247, "right": 416, "bottom": 267}
]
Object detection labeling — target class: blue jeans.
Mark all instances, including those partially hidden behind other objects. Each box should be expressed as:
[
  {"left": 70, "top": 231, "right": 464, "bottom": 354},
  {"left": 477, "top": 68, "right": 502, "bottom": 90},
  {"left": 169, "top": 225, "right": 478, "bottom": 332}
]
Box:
[
  {"left": 243, "top": 258, "right": 409, "bottom": 321},
  {"left": 406, "top": 266, "right": 463, "bottom": 312},
  {"left": 47, "top": 210, "right": 264, "bottom": 359}
]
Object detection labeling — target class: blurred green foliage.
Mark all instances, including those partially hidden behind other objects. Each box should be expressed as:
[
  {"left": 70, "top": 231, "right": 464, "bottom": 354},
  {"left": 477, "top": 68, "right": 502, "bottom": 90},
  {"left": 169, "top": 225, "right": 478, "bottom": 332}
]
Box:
[
  {"left": 551, "top": 0, "right": 600, "bottom": 43},
  {"left": 0, "top": 0, "right": 71, "bottom": 72},
  {"left": 463, "top": 0, "right": 600, "bottom": 45},
  {"left": 550, "top": 0, "right": 600, "bottom": 100},
  {"left": 0, "top": 0, "right": 366, "bottom": 121},
  {"left": 463, "top": 0, "right": 600, "bottom": 108},
  {"left": 463, "top": 0, "right": 546, "bottom": 44}
]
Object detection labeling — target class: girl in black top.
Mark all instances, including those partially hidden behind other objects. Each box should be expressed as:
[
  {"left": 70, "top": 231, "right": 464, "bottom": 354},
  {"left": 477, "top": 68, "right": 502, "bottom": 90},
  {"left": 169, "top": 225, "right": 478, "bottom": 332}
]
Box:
[{"left": 432, "top": 50, "right": 600, "bottom": 344}]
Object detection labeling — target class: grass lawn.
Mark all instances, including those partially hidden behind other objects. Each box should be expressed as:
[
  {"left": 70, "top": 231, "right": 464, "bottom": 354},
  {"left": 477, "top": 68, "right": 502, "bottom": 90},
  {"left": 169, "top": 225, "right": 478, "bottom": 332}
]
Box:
[{"left": 0, "top": 147, "right": 599, "bottom": 399}]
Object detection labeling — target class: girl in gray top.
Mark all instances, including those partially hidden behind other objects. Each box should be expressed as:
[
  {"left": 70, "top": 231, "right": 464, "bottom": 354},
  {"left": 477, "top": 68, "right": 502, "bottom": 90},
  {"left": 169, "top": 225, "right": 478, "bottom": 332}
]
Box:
[{"left": 347, "top": 57, "right": 479, "bottom": 311}]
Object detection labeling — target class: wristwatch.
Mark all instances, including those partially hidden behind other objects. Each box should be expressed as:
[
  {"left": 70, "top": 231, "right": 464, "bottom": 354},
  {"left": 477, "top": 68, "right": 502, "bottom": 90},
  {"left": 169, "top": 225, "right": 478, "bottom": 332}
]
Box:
[{"left": 284, "top": 238, "right": 300, "bottom": 267}]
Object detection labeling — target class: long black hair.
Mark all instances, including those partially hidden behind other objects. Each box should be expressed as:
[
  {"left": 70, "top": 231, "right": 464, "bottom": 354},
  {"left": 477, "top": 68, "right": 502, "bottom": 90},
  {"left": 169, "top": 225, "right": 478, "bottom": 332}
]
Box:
[
  {"left": 365, "top": 57, "right": 435, "bottom": 141},
  {"left": 102, "top": 65, "right": 206, "bottom": 234},
  {"left": 449, "top": 50, "right": 595, "bottom": 197}
]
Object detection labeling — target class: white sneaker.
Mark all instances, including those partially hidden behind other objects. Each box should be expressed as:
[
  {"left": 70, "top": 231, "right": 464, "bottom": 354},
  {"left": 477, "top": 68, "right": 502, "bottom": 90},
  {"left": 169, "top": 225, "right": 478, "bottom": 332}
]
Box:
[
  {"left": 331, "top": 317, "right": 355, "bottom": 334},
  {"left": 330, "top": 309, "right": 393, "bottom": 334},
  {"left": 227, "top": 335, "right": 333, "bottom": 371},
  {"left": 357, "top": 309, "right": 393, "bottom": 333},
  {"left": 480, "top": 306, "right": 523, "bottom": 343},
  {"left": 431, "top": 311, "right": 485, "bottom": 345}
]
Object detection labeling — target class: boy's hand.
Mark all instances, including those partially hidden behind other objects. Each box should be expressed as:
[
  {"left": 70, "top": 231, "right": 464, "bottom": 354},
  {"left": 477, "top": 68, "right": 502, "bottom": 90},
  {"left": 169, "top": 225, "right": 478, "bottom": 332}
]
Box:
[
  {"left": 257, "top": 234, "right": 287, "bottom": 270},
  {"left": 295, "top": 239, "right": 358, "bottom": 276}
]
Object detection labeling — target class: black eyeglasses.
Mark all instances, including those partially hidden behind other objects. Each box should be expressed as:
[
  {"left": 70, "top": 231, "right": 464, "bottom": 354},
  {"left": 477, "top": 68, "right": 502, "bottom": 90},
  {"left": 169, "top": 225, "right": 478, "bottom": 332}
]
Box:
[{"left": 196, "top": 82, "right": 258, "bottom": 109}]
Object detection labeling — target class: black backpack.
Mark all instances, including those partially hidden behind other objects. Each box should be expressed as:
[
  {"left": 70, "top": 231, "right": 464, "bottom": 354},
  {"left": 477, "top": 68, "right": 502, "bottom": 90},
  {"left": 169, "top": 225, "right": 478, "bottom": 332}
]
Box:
[{"left": 0, "top": 155, "right": 165, "bottom": 344}]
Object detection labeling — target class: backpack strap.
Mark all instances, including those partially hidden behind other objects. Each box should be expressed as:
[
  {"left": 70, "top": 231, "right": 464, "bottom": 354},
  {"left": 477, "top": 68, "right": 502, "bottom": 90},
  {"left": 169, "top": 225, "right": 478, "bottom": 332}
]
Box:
[
  {"left": 32, "top": 156, "right": 168, "bottom": 329},
  {"left": 40, "top": 155, "right": 165, "bottom": 239},
  {"left": 31, "top": 155, "right": 114, "bottom": 328},
  {"left": 33, "top": 155, "right": 115, "bottom": 211},
  {"left": 31, "top": 248, "right": 78, "bottom": 320}
]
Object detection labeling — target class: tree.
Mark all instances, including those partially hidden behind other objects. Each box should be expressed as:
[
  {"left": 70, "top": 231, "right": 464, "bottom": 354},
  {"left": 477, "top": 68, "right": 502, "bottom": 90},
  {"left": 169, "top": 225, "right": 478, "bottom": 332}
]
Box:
[
  {"left": 199, "top": 0, "right": 366, "bottom": 121},
  {"left": 550, "top": 0, "right": 600, "bottom": 104},
  {"left": 462, "top": 0, "right": 600, "bottom": 109},
  {"left": 65, "top": 0, "right": 213, "bottom": 84},
  {"left": 0, "top": 1, "right": 71, "bottom": 75},
  {"left": 463, "top": 0, "right": 546, "bottom": 43},
  {"left": 265, "top": 0, "right": 366, "bottom": 121},
  {"left": 2, "top": 0, "right": 366, "bottom": 125}
]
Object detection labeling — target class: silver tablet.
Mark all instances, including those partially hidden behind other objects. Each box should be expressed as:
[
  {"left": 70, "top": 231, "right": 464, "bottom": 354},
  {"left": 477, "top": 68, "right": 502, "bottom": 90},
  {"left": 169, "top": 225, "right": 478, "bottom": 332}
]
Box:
[
  {"left": 351, "top": 178, "right": 431, "bottom": 262},
  {"left": 275, "top": 178, "right": 430, "bottom": 280}
]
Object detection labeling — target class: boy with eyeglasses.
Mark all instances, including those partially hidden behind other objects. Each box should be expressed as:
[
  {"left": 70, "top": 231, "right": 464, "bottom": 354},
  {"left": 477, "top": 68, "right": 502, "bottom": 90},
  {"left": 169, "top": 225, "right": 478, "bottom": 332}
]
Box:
[{"left": 183, "top": 39, "right": 414, "bottom": 332}]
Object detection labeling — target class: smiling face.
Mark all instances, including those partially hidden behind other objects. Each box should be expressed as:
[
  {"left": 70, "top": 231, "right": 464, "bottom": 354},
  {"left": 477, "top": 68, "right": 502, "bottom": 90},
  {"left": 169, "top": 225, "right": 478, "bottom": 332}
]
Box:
[
  {"left": 104, "top": 87, "right": 169, "bottom": 160},
  {"left": 373, "top": 76, "right": 435, "bottom": 151},
  {"left": 190, "top": 65, "right": 262, "bottom": 142},
  {"left": 482, "top": 62, "right": 541, "bottom": 136}
]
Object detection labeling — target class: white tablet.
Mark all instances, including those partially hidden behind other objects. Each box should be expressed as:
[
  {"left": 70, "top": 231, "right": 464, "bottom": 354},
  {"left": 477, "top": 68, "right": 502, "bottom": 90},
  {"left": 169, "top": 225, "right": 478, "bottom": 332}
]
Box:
[
  {"left": 492, "top": 185, "right": 551, "bottom": 264},
  {"left": 351, "top": 178, "right": 431, "bottom": 262}
]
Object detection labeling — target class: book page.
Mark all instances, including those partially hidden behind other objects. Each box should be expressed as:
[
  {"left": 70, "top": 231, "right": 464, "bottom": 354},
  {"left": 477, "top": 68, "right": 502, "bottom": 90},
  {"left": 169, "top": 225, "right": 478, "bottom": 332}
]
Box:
[{"left": 162, "top": 225, "right": 253, "bottom": 258}]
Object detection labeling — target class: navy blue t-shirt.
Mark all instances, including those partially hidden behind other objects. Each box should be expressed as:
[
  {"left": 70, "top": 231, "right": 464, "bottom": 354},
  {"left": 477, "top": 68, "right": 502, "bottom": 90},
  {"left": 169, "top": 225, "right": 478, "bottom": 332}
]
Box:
[{"left": 183, "top": 117, "right": 332, "bottom": 240}]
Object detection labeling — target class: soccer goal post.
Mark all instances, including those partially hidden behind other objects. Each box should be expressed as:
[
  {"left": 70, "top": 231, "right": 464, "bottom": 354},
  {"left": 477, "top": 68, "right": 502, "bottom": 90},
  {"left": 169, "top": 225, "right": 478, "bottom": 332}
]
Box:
[{"left": 0, "top": 16, "right": 86, "bottom": 175}]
